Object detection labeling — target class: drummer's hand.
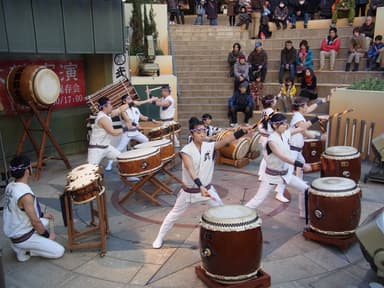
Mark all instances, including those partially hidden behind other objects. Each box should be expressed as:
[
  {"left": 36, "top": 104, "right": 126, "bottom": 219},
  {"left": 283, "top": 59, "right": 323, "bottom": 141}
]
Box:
[
  {"left": 43, "top": 212, "right": 55, "bottom": 220},
  {"left": 303, "top": 163, "right": 312, "bottom": 173},
  {"left": 49, "top": 231, "right": 56, "bottom": 241},
  {"left": 200, "top": 186, "right": 213, "bottom": 199},
  {"left": 320, "top": 133, "right": 327, "bottom": 142},
  {"left": 318, "top": 114, "right": 329, "bottom": 121},
  {"left": 152, "top": 119, "right": 160, "bottom": 124}
]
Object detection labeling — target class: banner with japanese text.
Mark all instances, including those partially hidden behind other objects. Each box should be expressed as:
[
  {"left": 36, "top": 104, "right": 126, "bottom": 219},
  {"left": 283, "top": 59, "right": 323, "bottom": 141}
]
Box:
[{"left": 0, "top": 59, "right": 86, "bottom": 115}]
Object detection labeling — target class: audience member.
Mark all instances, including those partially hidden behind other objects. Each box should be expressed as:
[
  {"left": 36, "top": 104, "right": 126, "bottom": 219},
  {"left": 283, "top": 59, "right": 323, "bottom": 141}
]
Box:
[
  {"left": 227, "top": 0, "right": 238, "bottom": 26},
  {"left": 291, "top": 0, "right": 309, "bottom": 29},
  {"left": 332, "top": 0, "right": 355, "bottom": 26},
  {"left": 300, "top": 68, "right": 318, "bottom": 100},
  {"left": 368, "top": 0, "right": 384, "bottom": 16},
  {"left": 250, "top": 73, "right": 263, "bottom": 110},
  {"left": 320, "top": 27, "right": 340, "bottom": 71},
  {"left": 360, "top": 16, "right": 375, "bottom": 50},
  {"left": 297, "top": 40, "right": 314, "bottom": 76},
  {"left": 249, "top": 0, "right": 263, "bottom": 39},
  {"left": 234, "top": 53, "right": 250, "bottom": 91},
  {"left": 274, "top": 0, "right": 289, "bottom": 30},
  {"left": 248, "top": 41, "right": 268, "bottom": 82},
  {"left": 279, "top": 40, "right": 297, "bottom": 84},
  {"left": 168, "top": 0, "right": 181, "bottom": 24},
  {"left": 260, "top": 1, "right": 273, "bottom": 38},
  {"left": 178, "top": 0, "right": 189, "bottom": 24},
  {"left": 237, "top": 6, "right": 251, "bottom": 29},
  {"left": 194, "top": 0, "right": 206, "bottom": 25},
  {"left": 227, "top": 42, "right": 242, "bottom": 77},
  {"left": 205, "top": 0, "right": 218, "bottom": 25},
  {"left": 367, "top": 35, "right": 384, "bottom": 71},
  {"left": 278, "top": 76, "right": 297, "bottom": 112},
  {"left": 345, "top": 27, "right": 365, "bottom": 72},
  {"left": 319, "top": 0, "right": 333, "bottom": 18},
  {"left": 228, "top": 81, "right": 254, "bottom": 127},
  {"left": 355, "top": 0, "right": 368, "bottom": 16}
]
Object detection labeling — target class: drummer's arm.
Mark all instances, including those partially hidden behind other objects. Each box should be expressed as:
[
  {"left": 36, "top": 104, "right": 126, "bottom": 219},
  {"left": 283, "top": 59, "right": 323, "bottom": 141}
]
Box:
[
  {"left": 269, "top": 141, "right": 312, "bottom": 172},
  {"left": 133, "top": 98, "right": 153, "bottom": 106},
  {"left": 110, "top": 103, "right": 129, "bottom": 118},
  {"left": 98, "top": 117, "right": 123, "bottom": 136},
  {"left": 214, "top": 128, "right": 249, "bottom": 150},
  {"left": 121, "top": 111, "right": 135, "bottom": 129}
]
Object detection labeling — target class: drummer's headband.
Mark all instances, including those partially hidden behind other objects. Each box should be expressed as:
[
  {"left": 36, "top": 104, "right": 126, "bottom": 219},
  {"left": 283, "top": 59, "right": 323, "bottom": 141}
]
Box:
[
  {"left": 264, "top": 97, "right": 276, "bottom": 104},
  {"left": 190, "top": 127, "right": 207, "bottom": 133},
  {"left": 269, "top": 119, "right": 288, "bottom": 125},
  {"left": 9, "top": 162, "right": 31, "bottom": 172}
]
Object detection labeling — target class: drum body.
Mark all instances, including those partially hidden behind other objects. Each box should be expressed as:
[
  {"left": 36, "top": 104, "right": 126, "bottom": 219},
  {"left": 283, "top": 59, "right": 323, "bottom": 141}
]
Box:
[
  {"left": 7, "top": 65, "right": 60, "bottom": 105},
  {"left": 134, "top": 139, "right": 174, "bottom": 162},
  {"left": 117, "top": 147, "right": 162, "bottom": 177},
  {"left": 166, "top": 120, "right": 181, "bottom": 133},
  {"left": 321, "top": 146, "right": 361, "bottom": 182},
  {"left": 308, "top": 177, "right": 361, "bottom": 236},
  {"left": 216, "top": 130, "right": 250, "bottom": 160},
  {"left": 303, "top": 131, "right": 323, "bottom": 171},
  {"left": 66, "top": 173, "right": 103, "bottom": 204},
  {"left": 245, "top": 131, "right": 260, "bottom": 153},
  {"left": 200, "top": 205, "right": 263, "bottom": 284},
  {"left": 148, "top": 126, "right": 168, "bottom": 140}
]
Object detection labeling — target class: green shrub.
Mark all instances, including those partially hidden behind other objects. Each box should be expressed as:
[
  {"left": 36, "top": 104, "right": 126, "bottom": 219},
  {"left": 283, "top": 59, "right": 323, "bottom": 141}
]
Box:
[{"left": 348, "top": 78, "right": 384, "bottom": 91}]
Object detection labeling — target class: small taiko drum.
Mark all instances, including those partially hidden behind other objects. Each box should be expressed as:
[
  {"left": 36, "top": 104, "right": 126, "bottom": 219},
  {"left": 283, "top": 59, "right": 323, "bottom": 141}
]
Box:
[
  {"left": 134, "top": 139, "right": 175, "bottom": 162},
  {"left": 321, "top": 146, "right": 361, "bottom": 182},
  {"left": 148, "top": 126, "right": 169, "bottom": 140},
  {"left": 245, "top": 131, "right": 260, "bottom": 159},
  {"left": 216, "top": 130, "right": 250, "bottom": 160},
  {"left": 308, "top": 177, "right": 361, "bottom": 236},
  {"left": 65, "top": 173, "right": 104, "bottom": 204},
  {"left": 303, "top": 130, "right": 323, "bottom": 171},
  {"left": 67, "top": 163, "right": 100, "bottom": 182},
  {"left": 200, "top": 205, "right": 263, "bottom": 284},
  {"left": 117, "top": 147, "right": 162, "bottom": 177},
  {"left": 166, "top": 120, "right": 181, "bottom": 133},
  {"left": 6, "top": 65, "right": 61, "bottom": 105}
]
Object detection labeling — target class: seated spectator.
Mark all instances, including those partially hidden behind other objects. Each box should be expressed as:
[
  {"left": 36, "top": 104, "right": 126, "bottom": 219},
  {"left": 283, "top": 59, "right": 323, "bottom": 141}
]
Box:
[
  {"left": 319, "top": 0, "right": 333, "bottom": 18},
  {"left": 332, "top": 0, "right": 355, "bottom": 26},
  {"left": 320, "top": 27, "right": 341, "bottom": 71},
  {"left": 278, "top": 76, "right": 297, "bottom": 112},
  {"left": 367, "top": 35, "right": 384, "bottom": 71},
  {"left": 345, "top": 27, "right": 365, "bottom": 72},
  {"left": 250, "top": 73, "right": 263, "bottom": 110},
  {"left": 296, "top": 39, "right": 314, "bottom": 76},
  {"left": 274, "top": 0, "right": 289, "bottom": 30},
  {"left": 227, "top": 0, "right": 238, "bottom": 26},
  {"left": 307, "top": 0, "right": 320, "bottom": 18},
  {"left": 228, "top": 81, "right": 254, "bottom": 127},
  {"left": 236, "top": 6, "right": 251, "bottom": 29},
  {"left": 279, "top": 40, "right": 297, "bottom": 84},
  {"left": 259, "top": 0, "right": 273, "bottom": 39},
  {"left": 194, "top": 0, "right": 206, "bottom": 25},
  {"left": 227, "top": 42, "right": 242, "bottom": 77},
  {"left": 368, "top": 0, "right": 384, "bottom": 16},
  {"left": 355, "top": 0, "right": 368, "bottom": 16},
  {"left": 233, "top": 53, "right": 250, "bottom": 91},
  {"left": 360, "top": 16, "right": 375, "bottom": 50},
  {"left": 300, "top": 68, "right": 318, "bottom": 100},
  {"left": 248, "top": 41, "right": 268, "bottom": 82},
  {"left": 291, "top": 0, "right": 309, "bottom": 29}
]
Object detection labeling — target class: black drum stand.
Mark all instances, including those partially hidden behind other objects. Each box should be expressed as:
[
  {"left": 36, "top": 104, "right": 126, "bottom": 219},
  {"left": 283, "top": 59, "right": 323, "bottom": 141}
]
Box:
[{"left": 303, "top": 228, "right": 357, "bottom": 250}]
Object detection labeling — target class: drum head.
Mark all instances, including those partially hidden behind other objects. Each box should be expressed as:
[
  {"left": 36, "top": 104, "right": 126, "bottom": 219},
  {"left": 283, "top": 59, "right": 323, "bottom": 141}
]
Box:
[
  {"left": 33, "top": 68, "right": 60, "bottom": 105},
  {"left": 325, "top": 146, "right": 358, "bottom": 157},
  {"left": 66, "top": 173, "right": 99, "bottom": 191},
  {"left": 67, "top": 163, "right": 99, "bottom": 180},
  {"left": 201, "top": 205, "right": 261, "bottom": 231},
  {"left": 118, "top": 147, "right": 159, "bottom": 160},
  {"left": 235, "top": 138, "right": 250, "bottom": 159},
  {"left": 134, "top": 139, "right": 171, "bottom": 149},
  {"left": 311, "top": 177, "right": 357, "bottom": 192},
  {"left": 305, "top": 130, "right": 321, "bottom": 141}
]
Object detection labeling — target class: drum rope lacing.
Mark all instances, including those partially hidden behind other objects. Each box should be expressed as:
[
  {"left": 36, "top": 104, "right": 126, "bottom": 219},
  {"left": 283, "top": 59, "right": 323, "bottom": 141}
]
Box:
[{"left": 201, "top": 215, "right": 260, "bottom": 229}]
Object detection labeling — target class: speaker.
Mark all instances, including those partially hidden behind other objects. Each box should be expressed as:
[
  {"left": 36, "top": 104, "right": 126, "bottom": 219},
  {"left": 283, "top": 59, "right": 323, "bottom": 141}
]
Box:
[
  {"left": 372, "top": 133, "right": 384, "bottom": 161},
  {"left": 356, "top": 207, "right": 384, "bottom": 279}
]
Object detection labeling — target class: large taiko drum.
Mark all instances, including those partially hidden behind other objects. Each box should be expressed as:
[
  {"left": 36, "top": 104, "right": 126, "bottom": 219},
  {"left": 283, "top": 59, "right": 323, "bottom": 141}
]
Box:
[
  {"left": 200, "top": 205, "right": 263, "bottom": 284},
  {"left": 245, "top": 131, "right": 260, "bottom": 154},
  {"left": 67, "top": 163, "right": 100, "bottom": 182},
  {"left": 6, "top": 65, "right": 61, "bottom": 105},
  {"left": 216, "top": 130, "right": 250, "bottom": 160},
  {"left": 117, "top": 147, "right": 162, "bottom": 177},
  {"left": 134, "top": 139, "right": 175, "bottom": 162},
  {"left": 303, "top": 130, "right": 323, "bottom": 171},
  {"left": 147, "top": 126, "right": 169, "bottom": 140},
  {"left": 321, "top": 146, "right": 361, "bottom": 182},
  {"left": 308, "top": 177, "right": 361, "bottom": 236},
  {"left": 65, "top": 173, "right": 104, "bottom": 204}
]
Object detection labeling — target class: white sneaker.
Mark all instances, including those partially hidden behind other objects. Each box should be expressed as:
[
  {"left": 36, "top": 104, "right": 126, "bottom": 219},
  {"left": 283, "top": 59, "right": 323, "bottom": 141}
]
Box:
[
  {"left": 230, "top": 123, "right": 236, "bottom": 128},
  {"left": 127, "top": 176, "right": 140, "bottom": 182},
  {"left": 275, "top": 193, "right": 290, "bottom": 203},
  {"left": 105, "top": 160, "right": 113, "bottom": 171},
  {"left": 152, "top": 237, "right": 163, "bottom": 249},
  {"left": 13, "top": 246, "right": 31, "bottom": 262}
]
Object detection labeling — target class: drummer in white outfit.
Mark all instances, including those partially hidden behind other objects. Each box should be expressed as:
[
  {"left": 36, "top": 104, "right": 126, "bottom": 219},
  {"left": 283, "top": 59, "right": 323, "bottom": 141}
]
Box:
[
  {"left": 256, "top": 94, "right": 288, "bottom": 203},
  {"left": 246, "top": 113, "right": 326, "bottom": 218},
  {"left": 290, "top": 97, "right": 328, "bottom": 178},
  {"left": 3, "top": 155, "right": 65, "bottom": 262},
  {"left": 105, "top": 94, "right": 153, "bottom": 171},
  {"left": 149, "top": 85, "right": 180, "bottom": 147},
  {"left": 152, "top": 117, "right": 249, "bottom": 249},
  {"left": 87, "top": 96, "right": 129, "bottom": 166}
]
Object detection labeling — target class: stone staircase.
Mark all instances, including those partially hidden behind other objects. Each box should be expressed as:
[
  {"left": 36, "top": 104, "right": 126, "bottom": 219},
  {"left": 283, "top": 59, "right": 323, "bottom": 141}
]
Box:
[{"left": 170, "top": 17, "right": 382, "bottom": 142}]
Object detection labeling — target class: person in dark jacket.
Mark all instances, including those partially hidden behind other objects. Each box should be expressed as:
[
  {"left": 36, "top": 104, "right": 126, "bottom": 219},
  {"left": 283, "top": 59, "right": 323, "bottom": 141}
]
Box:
[
  {"left": 205, "top": 0, "right": 218, "bottom": 25},
  {"left": 279, "top": 40, "right": 297, "bottom": 83},
  {"left": 248, "top": 41, "right": 268, "bottom": 82},
  {"left": 249, "top": 0, "right": 264, "bottom": 39},
  {"left": 228, "top": 81, "right": 254, "bottom": 126},
  {"left": 167, "top": 0, "right": 181, "bottom": 24},
  {"left": 368, "top": 0, "right": 384, "bottom": 16},
  {"left": 227, "top": 42, "right": 242, "bottom": 77},
  {"left": 355, "top": 0, "right": 368, "bottom": 16},
  {"left": 274, "top": 0, "right": 289, "bottom": 29},
  {"left": 359, "top": 16, "right": 375, "bottom": 50},
  {"left": 300, "top": 68, "right": 317, "bottom": 100},
  {"left": 291, "top": 0, "right": 309, "bottom": 28},
  {"left": 319, "top": 0, "right": 333, "bottom": 18},
  {"left": 227, "top": 0, "right": 238, "bottom": 26}
]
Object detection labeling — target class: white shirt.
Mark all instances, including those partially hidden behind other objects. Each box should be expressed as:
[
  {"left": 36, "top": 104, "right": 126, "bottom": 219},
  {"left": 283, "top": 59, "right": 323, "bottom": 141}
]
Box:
[
  {"left": 123, "top": 106, "right": 141, "bottom": 136},
  {"left": 290, "top": 111, "right": 306, "bottom": 148},
  {"left": 181, "top": 141, "right": 215, "bottom": 188},
  {"left": 159, "top": 95, "right": 175, "bottom": 120},
  {"left": 89, "top": 111, "right": 113, "bottom": 146},
  {"left": 3, "top": 182, "right": 38, "bottom": 238}
]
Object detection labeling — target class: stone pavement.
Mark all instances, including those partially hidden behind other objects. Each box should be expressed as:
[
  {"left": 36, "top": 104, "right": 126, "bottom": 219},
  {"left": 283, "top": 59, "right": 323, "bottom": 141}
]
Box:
[{"left": 1, "top": 152, "right": 383, "bottom": 288}]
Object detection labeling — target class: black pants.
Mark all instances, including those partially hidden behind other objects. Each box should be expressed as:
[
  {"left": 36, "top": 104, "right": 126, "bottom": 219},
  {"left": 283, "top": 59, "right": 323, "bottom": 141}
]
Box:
[
  {"left": 229, "top": 105, "right": 253, "bottom": 124},
  {"left": 355, "top": 4, "right": 367, "bottom": 16}
]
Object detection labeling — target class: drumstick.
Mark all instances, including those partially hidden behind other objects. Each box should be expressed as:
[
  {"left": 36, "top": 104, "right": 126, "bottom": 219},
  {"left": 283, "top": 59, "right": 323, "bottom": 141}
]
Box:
[
  {"left": 344, "top": 118, "right": 350, "bottom": 146},
  {"left": 367, "top": 122, "right": 375, "bottom": 159},
  {"left": 358, "top": 120, "right": 366, "bottom": 154},
  {"left": 325, "top": 117, "right": 331, "bottom": 148},
  {"left": 240, "top": 188, "right": 248, "bottom": 205},
  {"left": 49, "top": 219, "right": 55, "bottom": 234},
  {"left": 351, "top": 119, "right": 357, "bottom": 147},
  {"left": 335, "top": 116, "right": 341, "bottom": 145}
]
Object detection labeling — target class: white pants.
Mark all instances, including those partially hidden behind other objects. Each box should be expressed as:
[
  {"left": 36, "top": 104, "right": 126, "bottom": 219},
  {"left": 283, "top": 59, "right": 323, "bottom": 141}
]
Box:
[
  {"left": 154, "top": 188, "right": 223, "bottom": 241},
  {"left": 245, "top": 175, "right": 308, "bottom": 216},
  {"left": 87, "top": 145, "right": 120, "bottom": 166},
  {"left": 11, "top": 219, "right": 65, "bottom": 259},
  {"left": 116, "top": 132, "right": 149, "bottom": 152},
  {"left": 291, "top": 149, "right": 305, "bottom": 179}
]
